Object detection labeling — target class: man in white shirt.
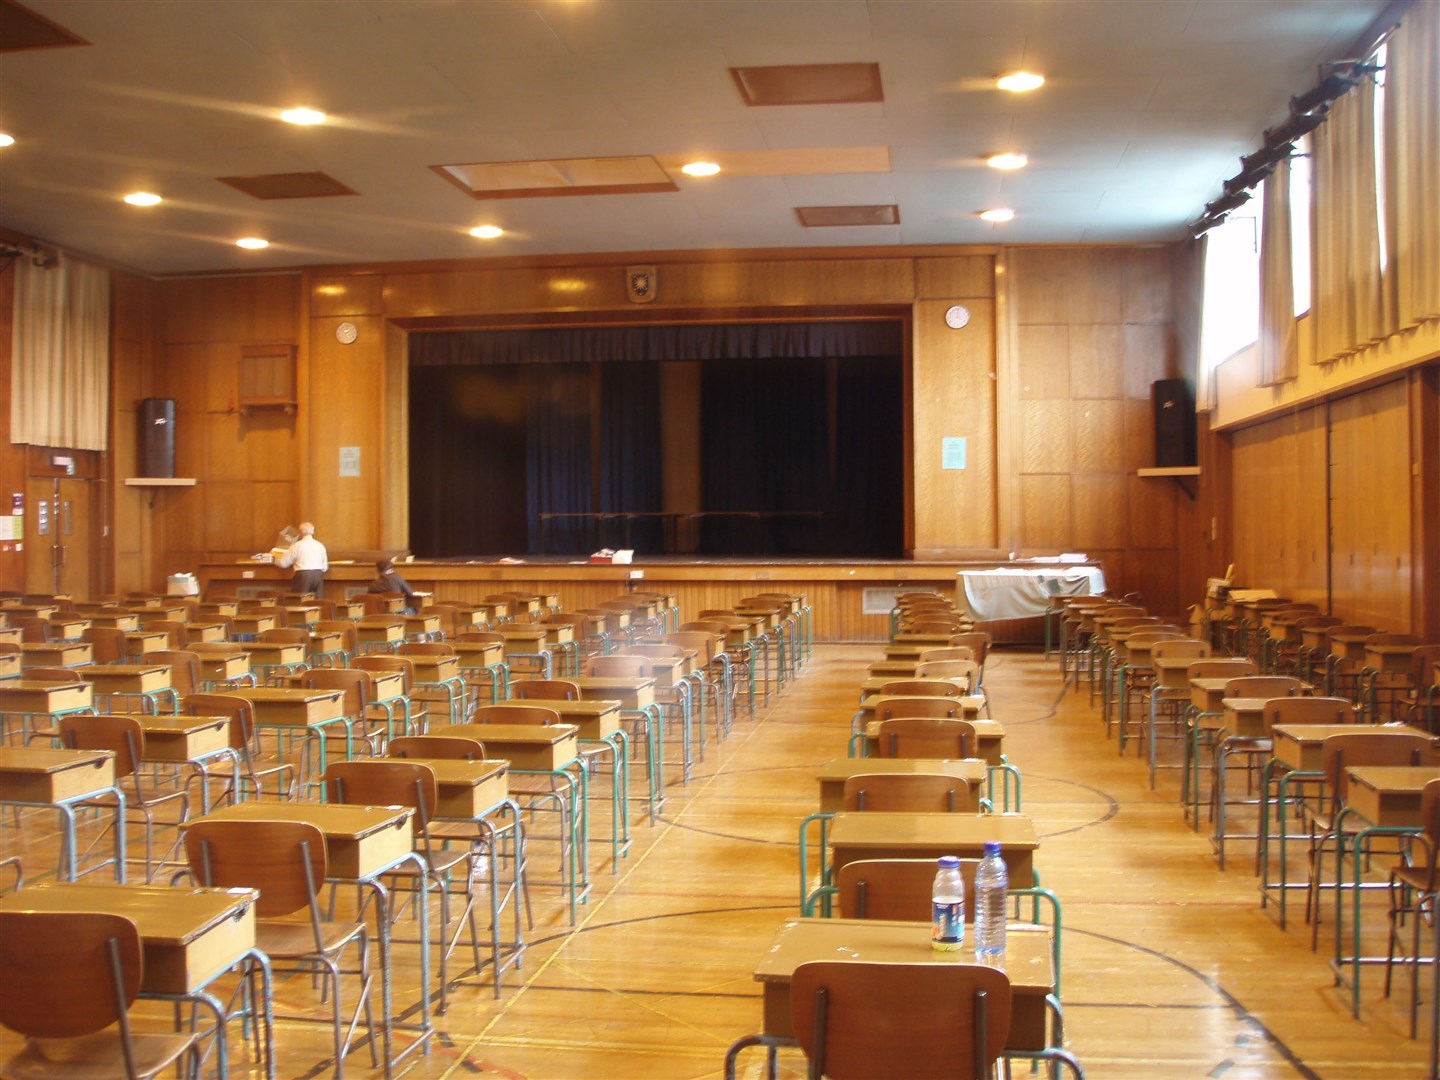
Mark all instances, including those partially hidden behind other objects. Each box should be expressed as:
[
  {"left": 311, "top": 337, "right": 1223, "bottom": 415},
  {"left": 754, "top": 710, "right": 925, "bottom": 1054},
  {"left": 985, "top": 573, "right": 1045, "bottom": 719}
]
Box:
[{"left": 278, "top": 521, "right": 328, "bottom": 598}]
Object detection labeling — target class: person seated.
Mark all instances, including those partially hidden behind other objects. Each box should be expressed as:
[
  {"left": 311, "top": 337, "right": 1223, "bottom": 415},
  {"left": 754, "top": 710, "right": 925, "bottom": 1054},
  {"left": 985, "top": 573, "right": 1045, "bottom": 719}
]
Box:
[{"left": 368, "top": 558, "right": 418, "bottom": 614}]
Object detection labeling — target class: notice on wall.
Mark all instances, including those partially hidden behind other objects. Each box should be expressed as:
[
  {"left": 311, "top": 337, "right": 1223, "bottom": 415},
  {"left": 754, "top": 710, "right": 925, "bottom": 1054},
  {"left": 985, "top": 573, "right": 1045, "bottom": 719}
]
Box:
[
  {"left": 339, "top": 446, "right": 361, "bottom": 477},
  {"left": 0, "top": 515, "right": 18, "bottom": 540},
  {"left": 942, "top": 436, "right": 967, "bottom": 470}
]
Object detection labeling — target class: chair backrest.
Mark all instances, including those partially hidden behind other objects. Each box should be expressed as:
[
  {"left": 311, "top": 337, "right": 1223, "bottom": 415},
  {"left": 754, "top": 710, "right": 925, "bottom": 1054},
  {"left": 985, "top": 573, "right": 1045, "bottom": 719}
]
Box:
[
  {"left": 13, "top": 616, "right": 50, "bottom": 643},
  {"left": 185, "top": 692, "right": 258, "bottom": 756},
  {"left": 1323, "top": 624, "right": 1378, "bottom": 643},
  {"left": 0, "top": 909, "right": 143, "bottom": 1039},
  {"left": 905, "top": 618, "right": 969, "bottom": 634},
  {"left": 389, "top": 734, "right": 487, "bottom": 760},
  {"left": 326, "top": 759, "right": 436, "bottom": 836},
  {"left": 837, "top": 858, "right": 976, "bottom": 921},
  {"left": 59, "top": 713, "right": 142, "bottom": 778},
  {"left": 84, "top": 625, "right": 129, "bottom": 663},
  {"left": 1223, "top": 675, "right": 1304, "bottom": 698},
  {"left": 313, "top": 620, "right": 359, "bottom": 656},
  {"left": 455, "top": 630, "right": 507, "bottom": 647},
  {"left": 790, "top": 960, "right": 1011, "bottom": 1080},
  {"left": 513, "top": 679, "right": 583, "bottom": 701},
  {"left": 842, "top": 773, "right": 978, "bottom": 812},
  {"left": 664, "top": 631, "right": 720, "bottom": 664},
  {"left": 626, "top": 643, "right": 686, "bottom": 662},
  {"left": 352, "top": 654, "right": 415, "bottom": 693},
  {"left": 586, "top": 655, "right": 653, "bottom": 678},
  {"left": 876, "top": 717, "right": 976, "bottom": 759},
  {"left": 142, "top": 619, "right": 186, "bottom": 648},
  {"left": 472, "top": 703, "right": 562, "bottom": 726},
  {"left": 1149, "top": 638, "right": 1212, "bottom": 661},
  {"left": 23, "top": 666, "right": 86, "bottom": 684},
  {"left": 915, "top": 647, "right": 975, "bottom": 664},
  {"left": 1321, "top": 731, "right": 1440, "bottom": 808},
  {"left": 950, "top": 632, "right": 992, "bottom": 669},
  {"left": 1294, "top": 615, "right": 1344, "bottom": 633},
  {"left": 912, "top": 660, "right": 979, "bottom": 690},
  {"left": 399, "top": 641, "right": 456, "bottom": 657},
  {"left": 873, "top": 696, "right": 965, "bottom": 721},
  {"left": 184, "top": 818, "right": 327, "bottom": 919},
  {"left": 150, "top": 649, "right": 201, "bottom": 695},
  {"left": 299, "top": 667, "right": 371, "bottom": 714},
  {"left": 1263, "top": 696, "right": 1354, "bottom": 732},
  {"left": 1186, "top": 659, "right": 1258, "bottom": 680},
  {"left": 1413, "top": 778, "right": 1440, "bottom": 889},
  {"left": 258, "top": 627, "right": 309, "bottom": 647},
  {"left": 878, "top": 679, "right": 963, "bottom": 700},
  {"left": 1413, "top": 645, "right": 1440, "bottom": 690}
]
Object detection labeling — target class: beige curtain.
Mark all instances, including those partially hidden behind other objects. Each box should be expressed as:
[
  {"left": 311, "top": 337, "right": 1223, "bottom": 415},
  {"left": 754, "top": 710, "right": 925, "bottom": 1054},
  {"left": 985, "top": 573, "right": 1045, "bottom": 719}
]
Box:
[
  {"left": 1385, "top": 1, "right": 1440, "bottom": 328},
  {"left": 1311, "top": 78, "right": 1387, "bottom": 364},
  {"left": 1257, "top": 160, "right": 1297, "bottom": 384},
  {"left": 1174, "top": 236, "right": 1211, "bottom": 410},
  {"left": 10, "top": 254, "right": 110, "bottom": 450}
]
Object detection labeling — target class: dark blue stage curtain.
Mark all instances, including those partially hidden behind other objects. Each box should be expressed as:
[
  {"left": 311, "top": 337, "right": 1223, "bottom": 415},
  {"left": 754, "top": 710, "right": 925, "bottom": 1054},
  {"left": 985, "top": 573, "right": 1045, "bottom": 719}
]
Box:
[{"left": 408, "top": 321, "right": 902, "bottom": 558}]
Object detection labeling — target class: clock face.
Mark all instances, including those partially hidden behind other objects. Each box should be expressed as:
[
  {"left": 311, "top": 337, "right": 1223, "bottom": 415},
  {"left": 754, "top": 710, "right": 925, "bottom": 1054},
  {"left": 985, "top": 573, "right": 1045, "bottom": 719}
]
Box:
[
  {"left": 335, "top": 321, "right": 358, "bottom": 344},
  {"left": 944, "top": 305, "right": 971, "bottom": 330}
]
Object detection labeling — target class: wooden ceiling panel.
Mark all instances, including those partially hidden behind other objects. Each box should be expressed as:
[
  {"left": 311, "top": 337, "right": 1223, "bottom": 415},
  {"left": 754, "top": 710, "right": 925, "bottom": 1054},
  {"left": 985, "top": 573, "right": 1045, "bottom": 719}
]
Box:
[
  {"left": 796, "top": 204, "right": 900, "bottom": 227},
  {"left": 217, "top": 172, "right": 358, "bottom": 200},
  {"left": 730, "top": 63, "right": 883, "bottom": 106}
]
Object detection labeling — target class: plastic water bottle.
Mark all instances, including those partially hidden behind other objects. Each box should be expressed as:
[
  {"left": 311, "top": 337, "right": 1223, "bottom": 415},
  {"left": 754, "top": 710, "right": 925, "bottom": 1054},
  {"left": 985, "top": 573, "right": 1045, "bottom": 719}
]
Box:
[
  {"left": 973, "top": 841, "right": 1008, "bottom": 958},
  {"left": 931, "top": 855, "right": 965, "bottom": 951}
]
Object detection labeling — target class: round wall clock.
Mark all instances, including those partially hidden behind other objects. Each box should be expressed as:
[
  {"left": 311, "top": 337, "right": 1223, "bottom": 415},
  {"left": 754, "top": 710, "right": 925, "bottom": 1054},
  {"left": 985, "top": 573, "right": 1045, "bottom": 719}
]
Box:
[
  {"left": 944, "top": 305, "right": 971, "bottom": 329},
  {"left": 335, "top": 321, "right": 358, "bottom": 344}
]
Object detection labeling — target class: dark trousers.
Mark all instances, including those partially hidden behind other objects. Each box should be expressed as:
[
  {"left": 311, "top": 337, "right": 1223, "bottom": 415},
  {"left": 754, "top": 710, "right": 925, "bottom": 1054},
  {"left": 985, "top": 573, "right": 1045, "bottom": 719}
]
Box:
[{"left": 291, "top": 569, "right": 325, "bottom": 599}]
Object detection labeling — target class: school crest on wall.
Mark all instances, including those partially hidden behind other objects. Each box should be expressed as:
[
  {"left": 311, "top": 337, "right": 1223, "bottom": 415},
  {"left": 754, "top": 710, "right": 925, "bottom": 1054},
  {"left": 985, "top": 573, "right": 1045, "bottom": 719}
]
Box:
[{"left": 626, "top": 265, "right": 657, "bottom": 303}]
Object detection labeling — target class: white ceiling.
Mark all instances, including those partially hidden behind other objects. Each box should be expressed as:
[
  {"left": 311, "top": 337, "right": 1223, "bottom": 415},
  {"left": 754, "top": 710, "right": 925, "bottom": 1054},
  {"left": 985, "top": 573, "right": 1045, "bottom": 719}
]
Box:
[{"left": 0, "top": 0, "right": 1388, "bottom": 275}]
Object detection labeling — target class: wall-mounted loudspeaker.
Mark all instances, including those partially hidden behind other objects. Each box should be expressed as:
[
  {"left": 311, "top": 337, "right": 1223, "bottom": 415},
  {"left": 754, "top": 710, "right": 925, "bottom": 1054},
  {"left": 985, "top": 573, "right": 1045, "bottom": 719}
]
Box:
[
  {"left": 1151, "top": 379, "right": 1196, "bottom": 468},
  {"left": 138, "top": 397, "right": 176, "bottom": 478}
]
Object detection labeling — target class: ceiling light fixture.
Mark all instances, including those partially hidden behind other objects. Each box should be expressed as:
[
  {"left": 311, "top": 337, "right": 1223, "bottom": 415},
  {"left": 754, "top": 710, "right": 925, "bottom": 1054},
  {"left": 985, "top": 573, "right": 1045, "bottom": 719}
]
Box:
[
  {"left": 280, "top": 107, "right": 326, "bottom": 125},
  {"left": 986, "top": 152, "right": 1028, "bottom": 171},
  {"left": 979, "top": 208, "right": 1015, "bottom": 223},
  {"left": 681, "top": 161, "right": 721, "bottom": 177},
  {"left": 235, "top": 237, "right": 269, "bottom": 250},
  {"left": 469, "top": 225, "right": 504, "bottom": 239},
  {"left": 996, "top": 71, "right": 1044, "bottom": 93},
  {"left": 123, "top": 192, "right": 162, "bottom": 207},
  {"left": 0, "top": 133, "right": 14, "bottom": 147}
]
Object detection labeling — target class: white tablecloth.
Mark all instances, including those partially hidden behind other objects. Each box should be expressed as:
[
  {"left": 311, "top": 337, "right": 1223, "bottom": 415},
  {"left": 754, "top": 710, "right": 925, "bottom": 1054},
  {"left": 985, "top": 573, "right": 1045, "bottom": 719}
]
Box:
[{"left": 956, "top": 566, "right": 1106, "bottom": 621}]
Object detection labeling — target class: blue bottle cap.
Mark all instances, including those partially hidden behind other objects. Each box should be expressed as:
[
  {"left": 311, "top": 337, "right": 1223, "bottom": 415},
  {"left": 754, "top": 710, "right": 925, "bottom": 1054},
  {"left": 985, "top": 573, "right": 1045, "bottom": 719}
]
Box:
[
  {"left": 983, "top": 841, "right": 1002, "bottom": 855},
  {"left": 937, "top": 855, "right": 961, "bottom": 868}
]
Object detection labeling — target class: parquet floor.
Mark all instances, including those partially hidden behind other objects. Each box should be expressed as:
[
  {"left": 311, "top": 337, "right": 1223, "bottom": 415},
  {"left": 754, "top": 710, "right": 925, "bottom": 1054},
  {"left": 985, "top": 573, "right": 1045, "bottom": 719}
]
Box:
[{"left": 1, "top": 644, "right": 1430, "bottom": 1077}]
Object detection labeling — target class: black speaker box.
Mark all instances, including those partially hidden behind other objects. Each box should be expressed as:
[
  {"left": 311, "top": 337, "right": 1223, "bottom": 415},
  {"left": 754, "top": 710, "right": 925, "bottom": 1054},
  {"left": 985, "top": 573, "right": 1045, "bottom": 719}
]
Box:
[
  {"left": 1151, "top": 379, "right": 1196, "bottom": 468},
  {"left": 138, "top": 397, "right": 176, "bottom": 477}
]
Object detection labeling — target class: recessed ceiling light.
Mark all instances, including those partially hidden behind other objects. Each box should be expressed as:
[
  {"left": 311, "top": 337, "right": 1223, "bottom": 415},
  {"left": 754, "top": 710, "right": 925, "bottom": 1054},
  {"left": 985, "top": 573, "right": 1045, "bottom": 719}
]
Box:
[
  {"left": 280, "top": 107, "right": 326, "bottom": 125},
  {"left": 987, "top": 153, "right": 1028, "bottom": 171},
  {"left": 996, "top": 71, "right": 1045, "bottom": 93},
  {"left": 123, "top": 191, "right": 162, "bottom": 206},
  {"left": 469, "top": 225, "right": 504, "bottom": 239},
  {"left": 681, "top": 161, "right": 721, "bottom": 177},
  {"left": 979, "top": 208, "right": 1015, "bottom": 223},
  {"left": 236, "top": 237, "right": 269, "bottom": 250},
  {"left": 0, "top": 133, "right": 14, "bottom": 147}
]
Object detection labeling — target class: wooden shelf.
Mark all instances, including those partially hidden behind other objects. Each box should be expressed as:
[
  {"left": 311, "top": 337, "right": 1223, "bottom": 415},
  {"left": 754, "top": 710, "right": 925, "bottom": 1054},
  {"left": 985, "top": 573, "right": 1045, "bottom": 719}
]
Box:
[
  {"left": 236, "top": 397, "right": 297, "bottom": 414},
  {"left": 239, "top": 345, "right": 297, "bottom": 413},
  {"left": 123, "top": 478, "right": 197, "bottom": 487},
  {"left": 1137, "top": 466, "right": 1199, "bottom": 499}
]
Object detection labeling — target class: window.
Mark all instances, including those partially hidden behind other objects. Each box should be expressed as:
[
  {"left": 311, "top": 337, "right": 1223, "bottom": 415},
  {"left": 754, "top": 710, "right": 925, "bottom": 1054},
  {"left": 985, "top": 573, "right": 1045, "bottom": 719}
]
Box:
[{"left": 1199, "top": 201, "right": 1263, "bottom": 374}]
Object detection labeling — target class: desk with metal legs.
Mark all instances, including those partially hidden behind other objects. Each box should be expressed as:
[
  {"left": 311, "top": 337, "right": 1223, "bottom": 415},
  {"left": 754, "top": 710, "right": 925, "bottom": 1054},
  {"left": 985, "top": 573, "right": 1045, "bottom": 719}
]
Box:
[{"left": 0, "top": 745, "right": 126, "bottom": 881}]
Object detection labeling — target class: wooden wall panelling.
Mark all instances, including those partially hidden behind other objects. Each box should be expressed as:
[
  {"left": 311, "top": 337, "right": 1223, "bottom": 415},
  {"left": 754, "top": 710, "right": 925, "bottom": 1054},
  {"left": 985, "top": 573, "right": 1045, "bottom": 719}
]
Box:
[
  {"left": 161, "top": 275, "right": 300, "bottom": 345},
  {"left": 1413, "top": 367, "right": 1440, "bottom": 640},
  {"left": 382, "top": 321, "right": 408, "bottom": 554},
  {"left": 1072, "top": 400, "right": 1126, "bottom": 474},
  {"left": 911, "top": 297, "right": 997, "bottom": 556},
  {"left": 913, "top": 257, "right": 996, "bottom": 299},
  {"left": 1329, "top": 380, "right": 1412, "bottom": 629},
  {"left": 1019, "top": 475, "right": 1073, "bottom": 550},
  {"left": 0, "top": 262, "right": 21, "bottom": 590},
  {"left": 308, "top": 316, "right": 386, "bottom": 551},
  {"left": 1072, "top": 474, "right": 1128, "bottom": 551},
  {"left": 1069, "top": 324, "right": 1125, "bottom": 399},
  {"left": 311, "top": 274, "right": 385, "bottom": 318},
  {"left": 1019, "top": 400, "right": 1071, "bottom": 474}
]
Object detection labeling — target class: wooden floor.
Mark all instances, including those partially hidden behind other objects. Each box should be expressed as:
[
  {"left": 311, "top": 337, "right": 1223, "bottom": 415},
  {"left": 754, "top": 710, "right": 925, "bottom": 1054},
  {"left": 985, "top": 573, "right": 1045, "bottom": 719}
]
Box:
[{"left": 2, "top": 644, "right": 1431, "bottom": 1077}]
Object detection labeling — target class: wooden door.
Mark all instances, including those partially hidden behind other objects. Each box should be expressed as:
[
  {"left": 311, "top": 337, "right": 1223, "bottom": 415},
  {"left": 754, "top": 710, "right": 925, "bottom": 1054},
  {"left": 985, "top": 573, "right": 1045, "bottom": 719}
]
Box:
[{"left": 25, "top": 476, "right": 93, "bottom": 598}]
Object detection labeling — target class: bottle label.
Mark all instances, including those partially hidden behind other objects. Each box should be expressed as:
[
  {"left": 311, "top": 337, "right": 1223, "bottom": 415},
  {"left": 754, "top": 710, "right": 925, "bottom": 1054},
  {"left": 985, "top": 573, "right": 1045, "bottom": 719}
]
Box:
[{"left": 931, "top": 900, "right": 963, "bottom": 950}]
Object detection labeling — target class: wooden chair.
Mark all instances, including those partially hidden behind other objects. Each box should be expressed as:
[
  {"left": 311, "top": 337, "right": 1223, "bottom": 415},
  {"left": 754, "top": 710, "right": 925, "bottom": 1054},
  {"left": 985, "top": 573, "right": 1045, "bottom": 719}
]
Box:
[
  {"left": 513, "top": 679, "right": 583, "bottom": 701},
  {"left": 836, "top": 857, "right": 974, "bottom": 921},
  {"left": 913, "top": 659, "right": 980, "bottom": 693},
  {"left": 17, "top": 666, "right": 92, "bottom": 745},
  {"left": 13, "top": 615, "right": 50, "bottom": 643},
  {"left": 82, "top": 622, "right": 128, "bottom": 665},
  {"left": 1384, "top": 777, "right": 1440, "bottom": 1036},
  {"left": 1306, "top": 730, "right": 1440, "bottom": 949},
  {"left": 877, "top": 678, "right": 964, "bottom": 700},
  {"left": 471, "top": 703, "right": 563, "bottom": 726},
  {"left": 325, "top": 759, "right": 483, "bottom": 1014},
  {"left": 300, "top": 667, "right": 383, "bottom": 756},
  {"left": 184, "top": 692, "right": 296, "bottom": 801},
  {"left": 146, "top": 649, "right": 200, "bottom": 709},
  {"left": 917, "top": 646, "right": 976, "bottom": 664},
  {"left": 352, "top": 654, "right": 426, "bottom": 734},
  {"left": 59, "top": 713, "right": 190, "bottom": 882},
  {"left": 313, "top": 619, "right": 358, "bottom": 666},
  {"left": 140, "top": 619, "right": 186, "bottom": 650},
  {"left": 184, "top": 818, "right": 377, "bottom": 1076},
  {"left": 0, "top": 910, "right": 203, "bottom": 1079},
  {"left": 841, "top": 772, "right": 979, "bottom": 813},
  {"left": 788, "top": 960, "right": 1012, "bottom": 1080},
  {"left": 875, "top": 717, "right": 977, "bottom": 759}
]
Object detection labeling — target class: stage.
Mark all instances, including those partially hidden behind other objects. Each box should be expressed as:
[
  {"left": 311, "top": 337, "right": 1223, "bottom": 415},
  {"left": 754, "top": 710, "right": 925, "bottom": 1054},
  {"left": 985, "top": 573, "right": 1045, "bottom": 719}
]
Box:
[{"left": 198, "top": 557, "right": 1104, "bottom": 645}]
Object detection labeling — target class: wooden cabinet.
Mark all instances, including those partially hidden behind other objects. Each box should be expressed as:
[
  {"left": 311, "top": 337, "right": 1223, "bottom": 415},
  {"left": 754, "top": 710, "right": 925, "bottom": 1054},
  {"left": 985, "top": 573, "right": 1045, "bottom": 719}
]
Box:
[{"left": 238, "top": 345, "right": 296, "bottom": 413}]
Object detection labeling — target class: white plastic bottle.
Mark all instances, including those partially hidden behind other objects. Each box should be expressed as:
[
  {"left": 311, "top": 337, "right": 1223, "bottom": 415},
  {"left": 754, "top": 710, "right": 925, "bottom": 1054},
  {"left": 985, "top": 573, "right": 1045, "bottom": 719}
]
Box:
[
  {"left": 973, "top": 841, "right": 1008, "bottom": 958},
  {"left": 931, "top": 855, "right": 965, "bottom": 951}
]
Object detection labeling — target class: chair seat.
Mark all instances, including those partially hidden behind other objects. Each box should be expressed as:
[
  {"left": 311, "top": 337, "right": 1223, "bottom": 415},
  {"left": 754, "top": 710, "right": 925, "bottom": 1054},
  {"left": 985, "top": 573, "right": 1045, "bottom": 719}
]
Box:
[
  {"left": 258, "top": 918, "right": 365, "bottom": 959},
  {"left": 3, "top": 1030, "right": 199, "bottom": 1080},
  {"left": 1393, "top": 865, "right": 1433, "bottom": 894}
]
